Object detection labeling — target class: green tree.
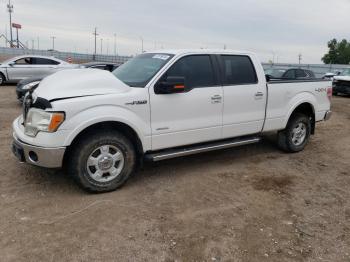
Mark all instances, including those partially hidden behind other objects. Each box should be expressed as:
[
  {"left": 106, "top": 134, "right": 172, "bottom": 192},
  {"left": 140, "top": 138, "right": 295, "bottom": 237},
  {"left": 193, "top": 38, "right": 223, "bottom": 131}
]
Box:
[{"left": 322, "top": 39, "right": 350, "bottom": 64}]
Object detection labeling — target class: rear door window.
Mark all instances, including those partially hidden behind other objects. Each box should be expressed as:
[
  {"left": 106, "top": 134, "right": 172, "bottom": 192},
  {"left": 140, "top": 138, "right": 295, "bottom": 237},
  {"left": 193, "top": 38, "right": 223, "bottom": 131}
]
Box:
[
  {"left": 220, "top": 55, "right": 257, "bottom": 85},
  {"left": 296, "top": 69, "right": 307, "bottom": 78},
  {"left": 32, "top": 58, "right": 60, "bottom": 65},
  {"left": 165, "top": 55, "right": 216, "bottom": 88},
  {"left": 283, "top": 70, "right": 296, "bottom": 79}
]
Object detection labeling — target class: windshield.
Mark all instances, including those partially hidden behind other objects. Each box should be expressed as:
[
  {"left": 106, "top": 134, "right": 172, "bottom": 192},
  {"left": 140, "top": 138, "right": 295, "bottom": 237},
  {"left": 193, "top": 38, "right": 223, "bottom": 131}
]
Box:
[
  {"left": 339, "top": 68, "right": 350, "bottom": 76},
  {"left": 113, "top": 53, "right": 174, "bottom": 87},
  {"left": 265, "top": 68, "right": 286, "bottom": 78}
]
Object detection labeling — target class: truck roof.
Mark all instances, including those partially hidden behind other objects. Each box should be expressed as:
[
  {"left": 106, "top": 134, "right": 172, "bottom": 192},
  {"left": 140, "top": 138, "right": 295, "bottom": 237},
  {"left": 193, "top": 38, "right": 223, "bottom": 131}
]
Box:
[{"left": 148, "top": 49, "right": 256, "bottom": 56}]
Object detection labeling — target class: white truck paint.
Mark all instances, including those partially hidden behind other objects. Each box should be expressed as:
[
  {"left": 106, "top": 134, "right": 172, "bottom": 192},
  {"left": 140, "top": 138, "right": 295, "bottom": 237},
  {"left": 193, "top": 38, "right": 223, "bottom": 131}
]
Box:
[{"left": 11, "top": 50, "right": 332, "bottom": 192}]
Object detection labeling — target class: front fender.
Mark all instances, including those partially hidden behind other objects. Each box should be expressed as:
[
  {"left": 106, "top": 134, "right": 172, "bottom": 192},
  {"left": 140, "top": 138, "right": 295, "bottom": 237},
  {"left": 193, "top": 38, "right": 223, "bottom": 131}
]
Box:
[
  {"left": 60, "top": 105, "right": 151, "bottom": 151},
  {"left": 283, "top": 91, "right": 316, "bottom": 128}
]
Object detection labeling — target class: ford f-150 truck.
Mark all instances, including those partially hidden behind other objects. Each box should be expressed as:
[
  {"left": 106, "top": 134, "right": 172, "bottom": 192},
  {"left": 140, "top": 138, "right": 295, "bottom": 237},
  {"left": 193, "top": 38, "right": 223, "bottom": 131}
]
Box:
[{"left": 11, "top": 50, "right": 332, "bottom": 192}]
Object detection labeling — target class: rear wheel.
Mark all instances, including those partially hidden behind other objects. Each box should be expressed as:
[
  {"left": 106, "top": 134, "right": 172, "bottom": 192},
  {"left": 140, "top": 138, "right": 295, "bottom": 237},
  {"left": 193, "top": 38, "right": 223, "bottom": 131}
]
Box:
[
  {"left": 277, "top": 113, "right": 311, "bottom": 153},
  {"left": 68, "top": 131, "right": 136, "bottom": 193}
]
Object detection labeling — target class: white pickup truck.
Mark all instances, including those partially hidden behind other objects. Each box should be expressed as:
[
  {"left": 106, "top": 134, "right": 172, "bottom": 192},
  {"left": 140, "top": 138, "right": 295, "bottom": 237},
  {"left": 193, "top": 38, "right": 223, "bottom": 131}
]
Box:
[{"left": 12, "top": 50, "right": 332, "bottom": 192}]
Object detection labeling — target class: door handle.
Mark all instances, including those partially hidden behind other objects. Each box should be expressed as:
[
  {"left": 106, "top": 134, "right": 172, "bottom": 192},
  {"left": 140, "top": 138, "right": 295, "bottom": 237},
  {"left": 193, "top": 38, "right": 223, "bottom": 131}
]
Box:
[
  {"left": 254, "top": 92, "right": 264, "bottom": 99},
  {"left": 211, "top": 95, "right": 222, "bottom": 104}
]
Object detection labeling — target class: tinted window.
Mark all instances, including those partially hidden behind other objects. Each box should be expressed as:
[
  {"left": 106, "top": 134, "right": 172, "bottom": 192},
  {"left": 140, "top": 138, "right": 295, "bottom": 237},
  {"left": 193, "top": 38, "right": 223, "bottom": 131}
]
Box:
[
  {"left": 165, "top": 55, "right": 215, "bottom": 88},
  {"left": 221, "top": 55, "right": 257, "bottom": 85},
  {"left": 32, "top": 58, "right": 59, "bottom": 65},
  {"left": 283, "top": 70, "right": 295, "bottom": 79},
  {"left": 296, "top": 69, "right": 307, "bottom": 78}
]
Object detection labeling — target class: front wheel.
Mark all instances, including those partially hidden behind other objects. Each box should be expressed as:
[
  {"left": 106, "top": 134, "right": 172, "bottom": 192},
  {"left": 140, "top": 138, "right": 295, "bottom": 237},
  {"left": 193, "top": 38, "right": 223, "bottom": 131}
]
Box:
[
  {"left": 277, "top": 113, "right": 311, "bottom": 153},
  {"left": 0, "top": 73, "right": 5, "bottom": 86},
  {"left": 67, "top": 131, "right": 136, "bottom": 193}
]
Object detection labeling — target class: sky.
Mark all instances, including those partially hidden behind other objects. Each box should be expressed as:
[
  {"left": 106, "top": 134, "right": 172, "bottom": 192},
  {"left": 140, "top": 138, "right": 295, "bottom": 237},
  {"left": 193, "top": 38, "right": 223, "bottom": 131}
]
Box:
[{"left": 0, "top": 0, "right": 349, "bottom": 63}]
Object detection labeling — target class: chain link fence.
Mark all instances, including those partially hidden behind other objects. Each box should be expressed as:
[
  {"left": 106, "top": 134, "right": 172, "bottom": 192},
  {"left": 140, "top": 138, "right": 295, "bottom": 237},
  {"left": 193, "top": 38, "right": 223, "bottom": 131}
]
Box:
[
  {"left": 262, "top": 63, "right": 350, "bottom": 78},
  {"left": 0, "top": 47, "right": 131, "bottom": 64}
]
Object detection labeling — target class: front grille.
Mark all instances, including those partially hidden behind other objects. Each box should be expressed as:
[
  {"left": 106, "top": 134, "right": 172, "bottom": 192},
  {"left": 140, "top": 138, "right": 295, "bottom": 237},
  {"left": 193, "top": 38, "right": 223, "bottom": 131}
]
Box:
[{"left": 334, "top": 80, "right": 350, "bottom": 88}]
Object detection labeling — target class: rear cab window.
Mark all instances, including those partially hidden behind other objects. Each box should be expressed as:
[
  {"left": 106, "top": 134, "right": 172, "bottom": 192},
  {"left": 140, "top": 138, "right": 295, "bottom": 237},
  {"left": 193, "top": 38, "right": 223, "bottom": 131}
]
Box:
[{"left": 219, "top": 55, "right": 258, "bottom": 85}]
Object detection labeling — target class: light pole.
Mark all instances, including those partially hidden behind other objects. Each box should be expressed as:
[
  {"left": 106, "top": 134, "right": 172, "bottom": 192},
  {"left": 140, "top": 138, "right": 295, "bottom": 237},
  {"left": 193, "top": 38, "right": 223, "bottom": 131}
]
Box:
[
  {"left": 7, "top": 0, "right": 14, "bottom": 47},
  {"left": 114, "top": 33, "right": 117, "bottom": 56},
  {"left": 51, "top": 36, "right": 56, "bottom": 50},
  {"left": 93, "top": 27, "right": 98, "bottom": 60},
  {"left": 139, "top": 36, "right": 144, "bottom": 53}
]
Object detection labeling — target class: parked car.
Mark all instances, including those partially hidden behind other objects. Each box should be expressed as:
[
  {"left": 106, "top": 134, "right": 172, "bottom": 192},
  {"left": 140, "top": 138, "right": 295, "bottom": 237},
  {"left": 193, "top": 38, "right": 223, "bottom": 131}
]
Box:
[
  {"left": 81, "top": 62, "right": 119, "bottom": 72},
  {"left": 15, "top": 61, "right": 120, "bottom": 101},
  {"left": 0, "top": 55, "right": 79, "bottom": 85},
  {"left": 322, "top": 71, "right": 341, "bottom": 80},
  {"left": 12, "top": 50, "right": 332, "bottom": 192},
  {"left": 333, "top": 68, "right": 350, "bottom": 95},
  {"left": 265, "top": 68, "right": 315, "bottom": 79}
]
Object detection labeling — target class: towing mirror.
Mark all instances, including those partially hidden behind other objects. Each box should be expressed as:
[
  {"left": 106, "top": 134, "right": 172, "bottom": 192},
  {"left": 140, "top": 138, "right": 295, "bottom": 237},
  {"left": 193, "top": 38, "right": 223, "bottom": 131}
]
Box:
[{"left": 155, "top": 76, "right": 187, "bottom": 94}]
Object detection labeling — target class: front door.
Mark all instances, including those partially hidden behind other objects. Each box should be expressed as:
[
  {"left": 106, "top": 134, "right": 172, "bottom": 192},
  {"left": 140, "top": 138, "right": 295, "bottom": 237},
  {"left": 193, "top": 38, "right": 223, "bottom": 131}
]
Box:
[
  {"left": 150, "top": 55, "right": 223, "bottom": 150},
  {"left": 6, "top": 57, "right": 35, "bottom": 80}
]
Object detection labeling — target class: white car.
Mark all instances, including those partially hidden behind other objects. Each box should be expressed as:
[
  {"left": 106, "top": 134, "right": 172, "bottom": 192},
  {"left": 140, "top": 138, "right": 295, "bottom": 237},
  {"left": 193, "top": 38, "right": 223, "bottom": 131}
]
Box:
[
  {"left": 11, "top": 49, "right": 332, "bottom": 192},
  {"left": 0, "top": 55, "right": 79, "bottom": 85}
]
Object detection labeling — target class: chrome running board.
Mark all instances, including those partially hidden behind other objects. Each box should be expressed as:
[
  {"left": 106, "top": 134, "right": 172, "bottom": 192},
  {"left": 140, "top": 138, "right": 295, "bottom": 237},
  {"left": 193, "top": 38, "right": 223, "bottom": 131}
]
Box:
[{"left": 145, "top": 136, "right": 261, "bottom": 162}]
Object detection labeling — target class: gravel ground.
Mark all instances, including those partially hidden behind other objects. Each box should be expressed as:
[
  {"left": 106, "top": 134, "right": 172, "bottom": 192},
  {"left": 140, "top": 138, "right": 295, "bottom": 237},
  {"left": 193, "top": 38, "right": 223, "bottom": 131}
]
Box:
[{"left": 0, "top": 85, "right": 349, "bottom": 262}]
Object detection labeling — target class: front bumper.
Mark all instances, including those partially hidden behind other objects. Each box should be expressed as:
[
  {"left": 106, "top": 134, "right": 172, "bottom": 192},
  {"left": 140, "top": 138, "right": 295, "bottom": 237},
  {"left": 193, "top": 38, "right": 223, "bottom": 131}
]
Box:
[
  {"left": 333, "top": 84, "right": 350, "bottom": 94},
  {"left": 324, "top": 110, "right": 332, "bottom": 121},
  {"left": 12, "top": 133, "right": 66, "bottom": 168}
]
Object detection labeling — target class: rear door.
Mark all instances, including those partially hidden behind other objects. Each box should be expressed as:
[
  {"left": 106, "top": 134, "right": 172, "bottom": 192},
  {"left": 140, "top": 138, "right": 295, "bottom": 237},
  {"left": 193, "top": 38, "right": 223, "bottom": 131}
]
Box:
[
  {"left": 31, "top": 58, "right": 60, "bottom": 77},
  {"left": 219, "top": 55, "right": 266, "bottom": 138},
  {"left": 150, "top": 54, "right": 223, "bottom": 150}
]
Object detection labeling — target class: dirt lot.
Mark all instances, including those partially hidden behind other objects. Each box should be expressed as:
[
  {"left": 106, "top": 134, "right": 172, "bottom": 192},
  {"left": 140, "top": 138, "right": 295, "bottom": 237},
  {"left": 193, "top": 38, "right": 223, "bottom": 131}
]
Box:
[{"left": 0, "top": 85, "right": 349, "bottom": 262}]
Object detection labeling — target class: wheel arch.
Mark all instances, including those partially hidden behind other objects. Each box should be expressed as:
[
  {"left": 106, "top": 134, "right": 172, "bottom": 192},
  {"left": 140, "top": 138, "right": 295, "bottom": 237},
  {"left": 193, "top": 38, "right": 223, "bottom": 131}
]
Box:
[
  {"left": 285, "top": 102, "right": 316, "bottom": 134},
  {"left": 63, "top": 121, "right": 145, "bottom": 167}
]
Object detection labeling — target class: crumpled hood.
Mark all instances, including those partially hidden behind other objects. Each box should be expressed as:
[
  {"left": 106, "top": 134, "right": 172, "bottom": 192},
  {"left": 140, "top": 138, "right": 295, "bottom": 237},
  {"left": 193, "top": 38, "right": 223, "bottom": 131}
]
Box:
[
  {"left": 334, "top": 76, "right": 350, "bottom": 81},
  {"left": 34, "top": 69, "right": 131, "bottom": 101}
]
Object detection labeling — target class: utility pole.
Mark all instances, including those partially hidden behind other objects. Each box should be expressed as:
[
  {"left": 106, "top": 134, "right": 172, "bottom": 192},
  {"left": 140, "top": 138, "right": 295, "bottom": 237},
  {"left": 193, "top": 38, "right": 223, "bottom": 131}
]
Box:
[
  {"left": 114, "top": 33, "right": 117, "bottom": 56},
  {"left": 298, "top": 53, "right": 302, "bottom": 65},
  {"left": 51, "top": 36, "right": 56, "bottom": 50},
  {"left": 7, "top": 0, "right": 14, "bottom": 47},
  {"left": 93, "top": 27, "right": 98, "bottom": 60},
  {"left": 100, "top": 38, "right": 103, "bottom": 54},
  {"left": 107, "top": 39, "right": 109, "bottom": 55},
  {"left": 31, "top": 39, "right": 34, "bottom": 50},
  {"left": 37, "top": 37, "right": 39, "bottom": 50},
  {"left": 140, "top": 36, "right": 144, "bottom": 53}
]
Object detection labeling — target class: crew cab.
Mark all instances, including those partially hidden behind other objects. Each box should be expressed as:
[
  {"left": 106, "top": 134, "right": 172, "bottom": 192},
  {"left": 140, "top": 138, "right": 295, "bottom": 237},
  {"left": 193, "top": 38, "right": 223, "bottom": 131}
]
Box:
[{"left": 11, "top": 50, "right": 332, "bottom": 192}]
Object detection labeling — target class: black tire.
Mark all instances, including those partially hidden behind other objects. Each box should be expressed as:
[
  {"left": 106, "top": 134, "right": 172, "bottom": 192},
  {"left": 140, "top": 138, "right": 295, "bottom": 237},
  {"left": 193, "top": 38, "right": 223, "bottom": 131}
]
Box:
[
  {"left": 0, "top": 73, "right": 5, "bottom": 86},
  {"left": 68, "top": 130, "right": 136, "bottom": 193},
  {"left": 277, "top": 113, "right": 311, "bottom": 153}
]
